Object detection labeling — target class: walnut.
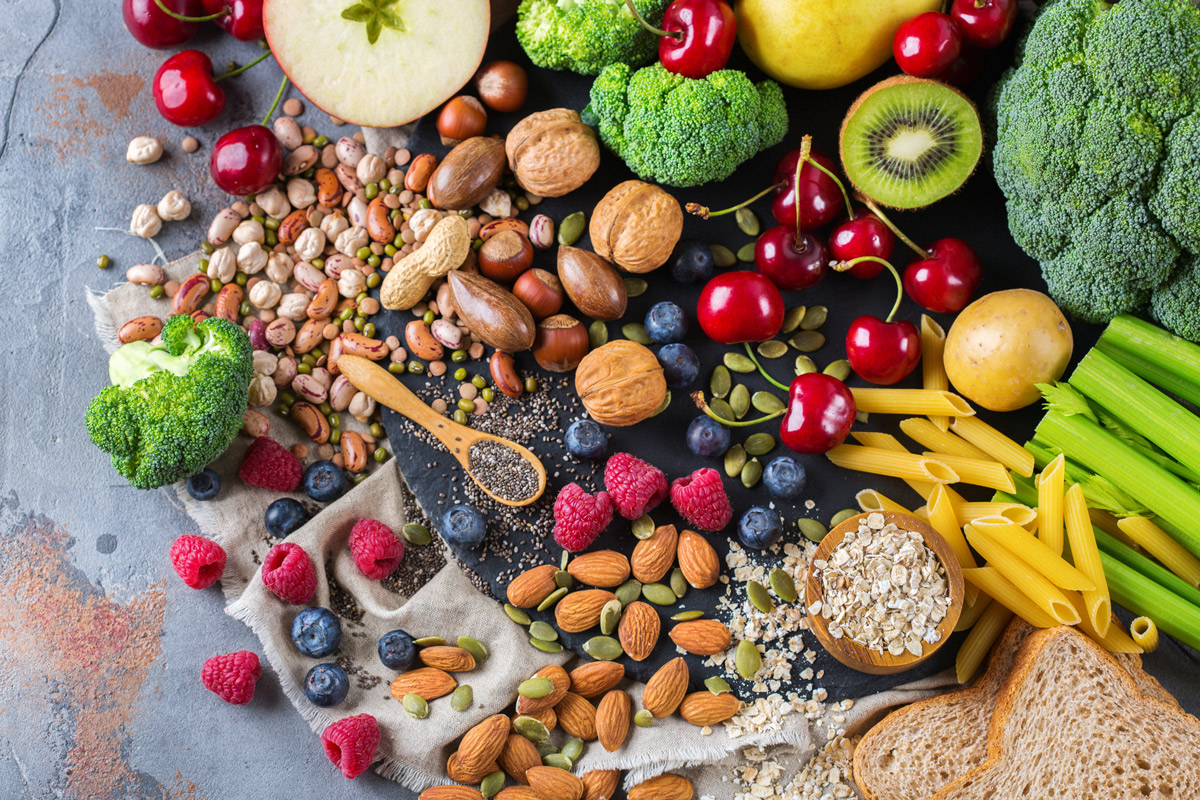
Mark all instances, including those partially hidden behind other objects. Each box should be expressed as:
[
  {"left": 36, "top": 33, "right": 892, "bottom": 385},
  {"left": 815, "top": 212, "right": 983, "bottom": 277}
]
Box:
[
  {"left": 590, "top": 180, "right": 683, "bottom": 274},
  {"left": 505, "top": 109, "right": 599, "bottom": 198},
  {"left": 574, "top": 340, "right": 667, "bottom": 427}
]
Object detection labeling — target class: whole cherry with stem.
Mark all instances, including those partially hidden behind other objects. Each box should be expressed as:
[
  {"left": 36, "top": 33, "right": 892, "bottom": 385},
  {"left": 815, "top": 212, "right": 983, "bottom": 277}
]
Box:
[
  {"left": 950, "top": 0, "right": 1018, "bottom": 49},
  {"left": 832, "top": 256, "right": 921, "bottom": 385},
  {"left": 152, "top": 0, "right": 264, "bottom": 41},
  {"left": 624, "top": 0, "right": 736, "bottom": 79},
  {"left": 893, "top": 11, "right": 963, "bottom": 78},
  {"left": 152, "top": 49, "right": 272, "bottom": 127},
  {"left": 209, "top": 75, "right": 289, "bottom": 196},
  {"left": 124, "top": 0, "right": 203, "bottom": 48},
  {"left": 754, "top": 137, "right": 830, "bottom": 291}
]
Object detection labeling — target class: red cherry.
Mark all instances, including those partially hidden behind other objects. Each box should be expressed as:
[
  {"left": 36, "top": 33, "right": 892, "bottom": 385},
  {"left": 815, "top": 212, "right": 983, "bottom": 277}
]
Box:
[
  {"left": 153, "top": 50, "right": 226, "bottom": 127},
  {"left": 201, "top": 0, "right": 265, "bottom": 41},
  {"left": 846, "top": 316, "right": 921, "bottom": 385},
  {"left": 894, "top": 12, "right": 963, "bottom": 78},
  {"left": 830, "top": 211, "right": 894, "bottom": 279},
  {"left": 210, "top": 126, "right": 283, "bottom": 196},
  {"left": 780, "top": 373, "right": 856, "bottom": 454},
  {"left": 950, "top": 0, "right": 1018, "bottom": 48},
  {"left": 903, "top": 237, "right": 982, "bottom": 313},
  {"left": 123, "top": 0, "right": 202, "bottom": 48},
  {"left": 754, "top": 225, "right": 829, "bottom": 292},
  {"left": 658, "top": 0, "right": 737, "bottom": 79},
  {"left": 697, "top": 271, "right": 785, "bottom": 344},
  {"left": 771, "top": 148, "right": 844, "bottom": 230},
  {"left": 935, "top": 44, "right": 985, "bottom": 89}
]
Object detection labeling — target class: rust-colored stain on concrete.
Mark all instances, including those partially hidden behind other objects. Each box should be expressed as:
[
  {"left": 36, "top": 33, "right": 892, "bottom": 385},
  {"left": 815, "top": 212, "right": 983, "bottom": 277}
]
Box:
[{"left": 37, "top": 71, "right": 145, "bottom": 160}]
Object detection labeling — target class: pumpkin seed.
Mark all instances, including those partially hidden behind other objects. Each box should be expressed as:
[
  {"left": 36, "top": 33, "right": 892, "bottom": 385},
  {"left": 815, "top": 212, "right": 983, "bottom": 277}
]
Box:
[
  {"left": 634, "top": 709, "right": 655, "bottom": 727},
  {"left": 504, "top": 604, "right": 532, "bottom": 626},
  {"left": 794, "top": 355, "right": 817, "bottom": 375},
  {"left": 582, "top": 635, "right": 623, "bottom": 661},
  {"left": 770, "top": 568, "right": 798, "bottom": 603},
  {"left": 555, "top": 570, "right": 574, "bottom": 589},
  {"left": 856, "top": 410, "right": 870, "bottom": 424},
  {"left": 402, "top": 522, "right": 431, "bottom": 545},
  {"left": 747, "top": 580, "right": 773, "bottom": 614},
  {"left": 751, "top": 392, "right": 785, "bottom": 414},
  {"left": 480, "top": 771, "right": 506, "bottom": 798},
  {"left": 514, "top": 715, "right": 551, "bottom": 743},
  {"left": 537, "top": 587, "right": 568, "bottom": 611},
  {"left": 519, "top": 677, "right": 555, "bottom": 699},
  {"left": 671, "top": 609, "right": 704, "bottom": 621},
  {"left": 729, "top": 384, "right": 750, "bottom": 418},
  {"left": 740, "top": 458, "right": 762, "bottom": 488},
  {"left": 789, "top": 331, "right": 826, "bottom": 352},
  {"left": 670, "top": 567, "right": 688, "bottom": 599},
  {"left": 632, "top": 515, "right": 656, "bottom": 540},
  {"left": 704, "top": 676, "right": 733, "bottom": 695},
  {"left": 451, "top": 684, "right": 473, "bottom": 711},
  {"left": 709, "top": 397, "right": 735, "bottom": 422},
  {"left": 536, "top": 743, "right": 559, "bottom": 758},
  {"left": 600, "top": 599, "right": 622, "bottom": 635},
  {"left": 735, "top": 207, "right": 760, "bottom": 237},
  {"left": 724, "top": 444, "right": 747, "bottom": 477},
  {"left": 723, "top": 352, "right": 755, "bottom": 373},
  {"left": 616, "top": 578, "right": 643, "bottom": 606},
  {"left": 735, "top": 639, "right": 762, "bottom": 680},
  {"left": 402, "top": 693, "right": 429, "bottom": 719},
  {"left": 736, "top": 242, "right": 756, "bottom": 262},
  {"left": 823, "top": 359, "right": 852, "bottom": 381},
  {"left": 621, "top": 323, "right": 652, "bottom": 345},
  {"left": 561, "top": 737, "right": 584, "bottom": 762},
  {"left": 756, "top": 340, "right": 788, "bottom": 359},
  {"left": 642, "top": 582, "right": 677, "bottom": 606},
  {"left": 530, "top": 637, "right": 564, "bottom": 654},
  {"left": 782, "top": 305, "right": 807, "bottom": 333},
  {"left": 800, "top": 305, "right": 827, "bottom": 330},
  {"left": 529, "top": 621, "right": 559, "bottom": 642},
  {"left": 798, "top": 518, "right": 828, "bottom": 543},
  {"left": 710, "top": 365, "right": 732, "bottom": 399},
  {"left": 710, "top": 243, "right": 736, "bottom": 268},
  {"left": 652, "top": 390, "right": 672, "bottom": 417},
  {"left": 413, "top": 636, "right": 445, "bottom": 647},
  {"left": 624, "top": 277, "right": 648, "bottom": 297},
  {"left": 561, "top": 551, "right": 570, "bottom": 570},
  {"left": 458, "top": 636, "right": 488, "bottom": 663},
  {"left": 830, "top": 508, "right": 860, "bottom": 527},
  {"left": 744, "top": 432, "right": 776, "bottom": 456},
  {"left": 557, "top": 211, "right": 585, "bottom": 246},
  {"left": 589, "top": 320, "right": 608, "bottom": 349},
  {"left": 544, "top": 753, "right": 573, "bottom": 771}
]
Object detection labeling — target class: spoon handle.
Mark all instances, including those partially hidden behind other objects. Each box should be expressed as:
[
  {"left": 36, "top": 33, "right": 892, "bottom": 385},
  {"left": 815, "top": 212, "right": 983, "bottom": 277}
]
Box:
[{"left": 337, "top": 356, "right": 466, "bottom": 455}]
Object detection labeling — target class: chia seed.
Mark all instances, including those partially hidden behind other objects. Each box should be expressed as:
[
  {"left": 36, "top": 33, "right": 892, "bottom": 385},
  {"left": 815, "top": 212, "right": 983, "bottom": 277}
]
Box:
[{"left": 467, "top": 439, "right": 539, "bottom": 502}]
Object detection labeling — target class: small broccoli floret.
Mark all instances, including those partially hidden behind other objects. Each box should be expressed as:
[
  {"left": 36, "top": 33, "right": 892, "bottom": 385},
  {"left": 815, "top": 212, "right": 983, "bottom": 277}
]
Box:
[
  {"left": 1151, "top": 258, "right": 1200, "bottom": 342},
  {"left": 516, "top": 0, "right": 667, "bottom": 76},
  {"left": 584, "top": 63, "right": 789, "bottom": 188},
  {"left": 1151, "top": 113, "right": 1200, "bottom": 253},
  {"left": 86, "top": 315, "right": 253, "bottom": 489}
]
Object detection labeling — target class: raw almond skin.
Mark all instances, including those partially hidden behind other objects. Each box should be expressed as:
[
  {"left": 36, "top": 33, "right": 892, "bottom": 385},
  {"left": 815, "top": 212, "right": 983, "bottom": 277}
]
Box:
[
  {"left": 627, "top": 773, "right": 694, "bottom": 800},
  {"left": 668, "top": 619, "right": 732, "bottom": 656},
  {"left": 527, "top": 766, "right": 585, "bottom": 800},
  {"left": 618, "top": 601, "right": 661, "bottom": 662},
  {"left": 679, "top": 691, "right": 741, "bottom": 726},
  {"left": 596, "top": 689, "right": 632, "bottom": 753},
  {"left": 642, "top": 657, "right": 689, "bottom": 719},
  {"left": 631, "top": 524, "right": 678, "bottom": 584},
  {"left": 582, "top": 769, "right": 622, "bottom": 800},
  {"left": 507, "top": 564, "right": 559, "bottom": 608},
  {"left": 496, "top": 787, "right": 544, "bottom": 800},
  {"left": 498, "top": 734, "right": 542, "bottom": 785},
  {"left": 569, "top": 661, "right": 626, "bottom": 699},
  {"left": 515, "top": 664, "right": 570, "bottom": 715},
  {"left": 554, "top": 691, "right": 598, "bottom": 741},
  {"left": 567, "top": 550, "right": 632, "bottom": 588},
  {"left": 390, "top": 667, "right": 457, "bottom": 701},
  {"left": 419, "top": 785, "right": 485, "bottom": 800},
  {"left": 417, "top": 646, "right": 477, "bottom": 672},
  {"left": 555, "top": 589, "right": 618, "bottom": 633},
  {"left": 457, "top": 714, "right": 510, "bottom": 775},
  {"left": 446, "top": 752, "right": 498, "bottom": 784},
  {"left": 676, "top": 529, "right": 720, "bottom": 589}
]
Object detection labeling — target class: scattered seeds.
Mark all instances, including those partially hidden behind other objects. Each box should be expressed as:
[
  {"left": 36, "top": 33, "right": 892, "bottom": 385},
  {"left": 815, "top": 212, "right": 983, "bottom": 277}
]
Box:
[
  {"left": 555, "top": 569, "right": 574, "bottom": 589},
  {"left": 798, "top": 518, "right": 829, "bottom": 543},
  {"left": 642, "top": 583, "right": 677, "bottom": 606},
  {"left": 747, "top": 580, "right": 773, "bottom": 614},
  {"left": 751, "top": 392, "right": 785, "bottom": 414},
  {"left": 730, "top": 384, "right": 750, "bottom": 418},
  {"left": 537, "top": 587, "right": 568, "bottom": 611},
  {"left": 402, "top": 523, "right": 432, "bottom": 545},
  {"left": 402, "top": 693, "right": 429, "bottom": 719},
  {"left": 800, "top": 305, "right": 828, "bottom": 330},
  {"left": 458, "top": 636, "right": 488, "bottom": 663},
  {"left": 723, "top": 352, "right": 755, "bottom": 373},
  {"left": 561, "top": 737, "right": 584, "bottom": 762},
  {"left": 616, "top": 578, "right": 643, "bottom": 606},
  {"left": 744, "top": 432, "right": 776, "bottom": 456},
  {"left": 519, "top": 677, "right": 555, "bottom": 699},
  {"left": 621, "top": 323, "right": 652, "bottom": 345},
  {"left": 782, "top": 305, "right": 807, "bottom": 333},
  {"left": 624, "top": 277, "right": 648, "bottom": 297},
  {"left": 530, "top": 638, "right": 564, "bottom": 654},
  {"left": 709, "top": 397, "right": 736, "bottom": 422},
  {"left": 480, "top": 771, "right": 505, "bottom": 798},
  {"left": 514, "top": 716, "right": 551, "bottom": 743},
  {"left": 544, "top": 753, "right": 573, "bottom": 770},
  {"left": 670, "top": 567, "right": 688, "bottom": 599},
  {"left": 756, "top": 340, "right": 788, "bottom": 359},
  {"left": 710, "top": 244, "right": 736, "bottom": 268},
  {"left": 588, "top": 320, "right": 608, "bottom": 349},
  {"left": 451, "top": 684, "right": 473, "bottom": 711},
  {"left": 736, "top": 242, "right": 756, "bottom": 262},
  {"left": 724, "top": 444, "right": 748, "bottom": 478},
  {"left": 413, "top": 636, "right": 445, "bottom": 647},
  {"left": 634, "top": 709, "right": 655, "bottom": 727},
  {"left": 671, "top": 609, "right": 704, "bottom": 621},
  {"left": 632, "top": 515, "right": 656, "bottom": 540},
  {"left": 790, "top": 331, "right": 826, "bottom": 352},
  {"left": 830, "top": 508, "right": 860, "bottom": 527},
  {"left": 795, "top": 355, "right": 817, "bottom": 375},
  {"left": 505, "top": 604, "right": 532, "bottom": 626},
  {"left": 823, "top": 359, "right": 852, "bottom": 381},
  {"left": 583, "top": 636, "right": 623, "bottom": 661},
  {"left": 735, "top": 207, "right": 761, "bottom": 237},
  {"left": 529, "top": 621, "right": 559, "bottom": 642},
  {"left": 600, "top": 599, "right": 622, "bottom": 635},
  {"left": 770, "top": 567, "right": 798, "bottom": 602},
  {"left": 705, "top": 676, "right": 733, "bottom": 695},
  {"left": 740, "top": 458, "right": 762, "bottom": 488},
  {"left": 557, "top": 211, "right": 585, "bottom": 246},
  {"left": 710, "top": 365, "right": 732, "bottom": 399},
  {"left": 735, "top": 639, "right": 762, "bottom": 680}
]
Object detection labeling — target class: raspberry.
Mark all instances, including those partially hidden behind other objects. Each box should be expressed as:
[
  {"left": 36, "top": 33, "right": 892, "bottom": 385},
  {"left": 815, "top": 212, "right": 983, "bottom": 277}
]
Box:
[
  {"left": 348, "top": 518, "right": 404, "bottom": 580},
  {"left": 321, "top": 713, "right": 380, "bottom": 779},
  {"left": 553, "top": 483, "right": 614, "bottom": 552},
  {"left": 169, "top": 534, "right": 227, "bottom": 589},
  {"left": 201, "top": 650, "right": 261, "bottom": 704},
  {"left": 670, "top": 468, "right": 733, "bottom": 532},
  {"left": 239, "top": 436, "right": 302, "bottom": 492},
  {"left": 262, "top": 542, "right": 317, "bottom": 604},
  {"left": 604, "top": 452, "right": 668, "bottom": 520}
]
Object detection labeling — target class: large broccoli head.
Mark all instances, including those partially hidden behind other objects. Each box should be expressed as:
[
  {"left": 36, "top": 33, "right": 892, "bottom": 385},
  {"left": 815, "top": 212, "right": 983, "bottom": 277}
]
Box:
[
  {"left": 516, "top": 0, "right": 668, "bottom": 75},
  {"left": 583, "top": 62, "right": 788, "bottom": 188},
  {"left": 86, "top": 314, "right": 253, "bottom": 489},
  {"left": 991, "top": 0, "right": 1200, "bottom": 337}
]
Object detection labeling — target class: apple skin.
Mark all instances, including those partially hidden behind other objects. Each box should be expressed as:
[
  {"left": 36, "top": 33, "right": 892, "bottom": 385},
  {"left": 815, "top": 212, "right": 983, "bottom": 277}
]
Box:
[{"left": 735, "top": 0, "right": 941, "bottom": 90}]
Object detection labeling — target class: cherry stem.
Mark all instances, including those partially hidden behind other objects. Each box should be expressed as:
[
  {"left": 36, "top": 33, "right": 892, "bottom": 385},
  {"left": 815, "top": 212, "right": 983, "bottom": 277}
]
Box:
[
  {"left": 686, "top": 183, "right": 784, "bottom": 219},
  {"left": 803, "top": 153, "right": 855, "bottom": 221},
  {"left": 794, "top": 135, "right": 812, "bottom": 243},
  {"left": 691, "top": 391, "right": 785, "bottom": 427},
  {"left": 215, "top": 50, "right": 273, "bottom": 81},
  {"left": 153, "top": 0, "right": 230, "bottom": 22},
  {"left": 833, "top": 256, "right": 905, "bottom": 322},
  {"left": 858, "top": 195, "right": 929, "bottom": 259},
  {"left": 623, "top": 0, "right": 682, "bottom": 40},
  {"left": 743, "top": 343, "right": 791, "bottom": 392},
  {"left": 261, "top": 75, "right": 290, "bottom": 127}
]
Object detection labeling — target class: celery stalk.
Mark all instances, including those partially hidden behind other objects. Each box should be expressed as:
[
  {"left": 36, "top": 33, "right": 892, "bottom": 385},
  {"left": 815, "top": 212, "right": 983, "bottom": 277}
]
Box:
[
  {"left": 1101, "top": 554, "right": 1200, "bottom": 652},
  {"left": 1096, "top": 315, "right": 1200, "bottom": 408}
]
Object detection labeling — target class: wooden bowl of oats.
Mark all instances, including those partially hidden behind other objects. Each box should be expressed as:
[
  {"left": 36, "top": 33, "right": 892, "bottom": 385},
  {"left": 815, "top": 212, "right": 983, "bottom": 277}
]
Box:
[{"left": 805, "top": 511, "right": 964, "bottom": 675}]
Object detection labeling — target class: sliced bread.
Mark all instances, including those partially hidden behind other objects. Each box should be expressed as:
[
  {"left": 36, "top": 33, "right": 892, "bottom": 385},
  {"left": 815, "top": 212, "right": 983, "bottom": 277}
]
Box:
[{"left": 932, "top": 625, "right": 1200, "bottom": 800}]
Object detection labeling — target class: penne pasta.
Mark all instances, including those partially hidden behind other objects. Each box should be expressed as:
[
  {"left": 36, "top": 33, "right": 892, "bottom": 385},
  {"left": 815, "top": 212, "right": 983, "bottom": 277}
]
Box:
[
  {"left": 955, "top": 600, "right": 1012, "bottom": 683},
  {"left": 920, "top": 452, "right": 1016, "bottom": 492},
  {"left": 855, "top": 488, "right": 912, "bottom": 515},
  {"left": 850, "top": 388, "right": 975, "bottom": 418},
  {"left": 851, "top": 432, "right": 936, "bottom": 500},
  {"left": 962, "top": 567, "right": 1061, "bottom": 628},
  {"left": 1117, "top": 515, "right": 1200, "bottom": 587},
  {"left": 900, "top": 417, "right": 991, "bottom": 460},
  {"left": 964, "top": 527, "right": 1081, "bottom": 624},
  {"left": 1130, "top": 617, "right": 1159, "bottom": 652},
  {"left": 969, "top": 520, "right": 1096, "bottom": 591},
  {"left": 955, "top": 594, "right": 992, "bottom": 632},
  {"left": 928, "top": 484, "right": 979, "bottom": 605},
  {"left": 826, "top": 445, "right": 959, "bottom": 484},
  {"left": 1089, "top": 507, "right": 1141, "bottom": 550},
  {"left": 920, "top": 315, "right": 951, "bottom": 431},
  {"left": 956, "top": 502, "right": 1038, "bottom": 528},
  {"left": 950, "top": 415, "right": 1036, "bottom": 477},
  {"left": 1037, "top": 455, "right": 1066, "bottom": 554},
  {"left": 1068, "top": 594, "right": 1141, "bottom": 653},
  {"left": 1064, "top": 483, "right": 1111, "bottom": 636}
]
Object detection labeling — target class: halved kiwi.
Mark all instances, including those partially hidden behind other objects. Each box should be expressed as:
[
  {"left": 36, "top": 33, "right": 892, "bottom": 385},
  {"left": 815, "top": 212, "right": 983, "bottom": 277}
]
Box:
[{"left": 839, "top": 76, "right": 983, "bottom": 210}]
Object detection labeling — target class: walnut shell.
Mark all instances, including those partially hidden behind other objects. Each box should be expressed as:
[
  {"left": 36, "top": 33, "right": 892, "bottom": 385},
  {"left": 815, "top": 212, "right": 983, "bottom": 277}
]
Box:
[
  {"left": 590, "top": 180, "right": 683, "bottom": 274},
  {"left": 505, "top": 109, "right": 600, "bottom": 198},
  {"left": 574, "top": 340, "right": 667, "bottom": 427}
]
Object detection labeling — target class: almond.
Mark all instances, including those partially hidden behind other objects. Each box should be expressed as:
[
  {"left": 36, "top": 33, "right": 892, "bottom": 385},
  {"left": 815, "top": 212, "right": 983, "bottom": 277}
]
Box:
[
  {"left": 496, "top": 788, "right": 543, "bottom": 800},
  {"left": 390, "top": 667, "right": 456, "bottom": 701},
  {"left": 554, "top": 691, "right": 598, "bottom": 741},
  {"left": 676, "top": 529, "right": 720, "bottom": 589},
  {"left": 582, "top": 769, "right": 622, "bottom": 800},
  {"left": 446, "top": 752, "right": 497, "bottom": 784},
  {"left": 567, "top": 550, "right": 631, "bottom": 588},
  {"left": 628, "top": 773, "right": 693, "bottom": 800},
  {"left": 617, "top": 601, "right": 660, "bottom": 662},
  {"left": 515, "top": 664, "right": 570, "bottom": 715},
  {"left": 418, "top": 645, "right": 477, "bottom": 672},
  {"left": 679, "top": 691, "right": 741, "bottom": 726},
  {"left": 595, "top": 689, "right": 631, "bottom": 752},
  {"left": 527, "top": 766, "right": 585, "bottom": 800},
  {"left": 641, "top": 657, "right": 688, "bottom": 719},
  {"left": 457, "top": 714, "right": 510, "bottom": 775},
  {"left": 419, "top": 786, "right": 485, "bottom": 800},
  {"left": 569, "top": 661, "right": 626, "bottom": 699},
  {"left": 498, "top": 734, "right": 541, "bottom": 785},
  {"left": 507, "top": 564, "right": 559, "bottom": 608},
  {"left": 668, "top": 619, "right": 732, "bottom": 656},
  {"left": 555, "top": 589, "right": 618, "bottom": 633},
  {"left": 511, "top": 706, "right": 557, "bottom": 732},
  {"left": 630, "top": 524, "right": 678, "bottom": 584}
]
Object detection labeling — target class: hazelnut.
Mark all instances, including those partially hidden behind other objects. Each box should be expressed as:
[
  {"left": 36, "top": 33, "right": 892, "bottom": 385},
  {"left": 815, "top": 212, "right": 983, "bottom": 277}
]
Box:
[
  {"left": 474, "top": 61, "right": 528, "bottom": 113},
  {"left": 437, "top": 96, "right": 488, "bottom": 146},
  {"left": 512, "top": 268, "right": 564, "bottom": 319},
  {"left": 478, "top": 229, "right": 534, "bottom": 283},
  {"left": 533, "top": 314, "right": 590, "bottom": 372}
]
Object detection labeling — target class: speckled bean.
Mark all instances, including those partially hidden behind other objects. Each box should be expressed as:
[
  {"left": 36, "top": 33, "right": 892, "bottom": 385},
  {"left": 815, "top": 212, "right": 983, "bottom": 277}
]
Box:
[
  {"left": 207, "top": 208, "right": 240, "bottom": 246},
  {"left": 315, "top": 168, "right": 343, "bottom": 207},
  {"left": 247, "top": 318, "right": 269, "bottom": 350},
  {"left": 283, "top": 145, "right": 319, "bottom": 176},
  {"left": 273, "top": 355, "right": 297, "bottom": 387},
  {"left": 277, "top": 209, "right": 309, "bottom": 245},
  {"left": 294, "top": 318, "right": 326, "bottom": 354},
  {"left": 118, "top": 316, "right": 163, "bottom": 344},
  {"left": 336, "top": 137, "right": 366, "bottom": 168},
  {"left": 405, "top": 320, "right": 443, "bottom": 361},
  {"left": 341, "top": 332, "right": 388, "bottom": 360},
  {"left": 172, "top": 274, "right": 209, "bottom": 314},
  {"left": 214, "top": 284, "right": 243, "bottom": 322},
  {"left": 329, "top": 375, "right": 356, "bottom": 411},
  {"left": 341, "top": 431, "right": 368, "bottom": 473},
  {"left": 265, "top": 317, "right": 296, "bottom": 347},
  {"left": 291, "top": 402, "right": 330, "bottom": 443},
  {"left": 335, "top": 163, "right": 363, "bottom": 195},
  {"left": 125, "top": 264, "right": 164, "bottom": 286},
  {"left": 292, "top": 373, "right": 328, "bottom": 404},
  {"left": 273, "top": 117, "right": 303, "bottom": 150},
  {"left": 430, "top": 319, "right": 462, "bottom": 349},
  {"left": 404, "top": 153, "right": 437, "bottom": 193},
  {"left": 242, "top": 408, "right": 271, "bottom": 438},
  {"left": 307, "top": 280, "right": 339, "bottom": 319}
]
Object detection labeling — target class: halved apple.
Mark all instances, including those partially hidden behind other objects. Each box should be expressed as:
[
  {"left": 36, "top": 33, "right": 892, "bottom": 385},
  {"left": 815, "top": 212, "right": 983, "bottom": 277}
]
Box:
[{"left": 264, "top": 0, "right": 490, "bottom": 128}]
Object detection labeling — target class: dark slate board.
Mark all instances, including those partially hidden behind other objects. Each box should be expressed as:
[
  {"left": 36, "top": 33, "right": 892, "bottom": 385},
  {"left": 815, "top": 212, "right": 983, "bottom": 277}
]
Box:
[{"left": 374, "top": 17, "right": 1104, "bottom": 698}]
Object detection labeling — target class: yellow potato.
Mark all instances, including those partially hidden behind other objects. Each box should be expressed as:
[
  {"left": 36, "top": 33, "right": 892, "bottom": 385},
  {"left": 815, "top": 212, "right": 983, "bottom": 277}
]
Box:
[{"left": 944, "top": 289, "right": 1073, "bottom": 412}]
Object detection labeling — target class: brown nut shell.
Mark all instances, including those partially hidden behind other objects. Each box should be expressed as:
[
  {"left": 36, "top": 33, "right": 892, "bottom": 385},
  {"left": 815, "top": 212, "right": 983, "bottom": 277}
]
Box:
[
  {"left": 512, "top": 268, "right": 564, "bottom": 320},
  {"left": 533, "top": 314, "right": 589, "bottom": 372},
  {"left": 478, "top": 230, "right": 534, "bottom": 283},
  {"left": 590, "top": 180, "right": 683, "bottom": 274},
  {"left": 574, "top": 340, "right": 667, "bottom": 427},
  {"left": 557, "top": 246, "right": 627, "bottom": 321},
  {"left": 448, "top": 271, "right": 535, "bottom": 353},
  {"left": 505, "top": 109, "right": 599, "bottom": 198},
  {"left": 427, "top": 137, "right": 507, "bottom": 211}
]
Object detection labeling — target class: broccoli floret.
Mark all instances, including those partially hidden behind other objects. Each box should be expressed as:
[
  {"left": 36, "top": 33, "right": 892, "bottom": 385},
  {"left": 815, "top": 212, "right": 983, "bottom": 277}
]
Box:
[
  {"left": 1151, "top": 112, "right": 1200, "bottom": 253},
  {"left": 1151, "top": 257, "right": 1200, "bottom": 342},
  {"left": 584, "top": 63, "right": 788, "bottom": 188},
  {"left": 86, "top": 314, "right": 253, "bottom": 489},
  {"left": 516, "top": 0, "right": 668, "bottom": 76}
]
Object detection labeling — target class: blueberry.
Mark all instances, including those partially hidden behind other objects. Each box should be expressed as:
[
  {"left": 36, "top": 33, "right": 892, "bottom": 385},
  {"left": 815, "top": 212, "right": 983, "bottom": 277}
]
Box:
[
  {"left": 738, "top": 507, "right": 783, "bottom": 550},
  {"left": 378, "top": 629, "right": 416, "bottom": 671},
  {"left": 657, "top": 343, "right": 700, "bottom": 388},
  {"left": 304, "top": 663, "right": 349, "bottom": 707},
  {"left": 186, "top": 468, "right": 221, "bottom": 500},
  {"left": 687, "top": 416, "right": 731, "bottom": 458},
  {"left": 644, "top": 301, "right": 688, "bottom": 344},
  {"left": 442, "top": 504, "right": 486, "bottom": 549},
  {"left": 265, "top": 498, "right": 309, "bottom": 538},
  {"left": 303, "top": 460, "right": 348, "bottom": 503},
  {"left": 291, "top": 607, "right": 342, "bottom": 658},
  {"left": 763, "top": 457, "right": 807, "bottom": 500},
  {"left": 669, "top": 239, "right": 715, "bottom": 284},
  {"left": 564, "top": 419, "right": 607, "bottom": 461}
]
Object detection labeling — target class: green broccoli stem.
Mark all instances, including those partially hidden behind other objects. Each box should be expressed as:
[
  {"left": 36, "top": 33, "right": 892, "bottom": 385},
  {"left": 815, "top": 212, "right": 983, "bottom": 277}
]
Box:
[
  {"left": 691, "top": 390, "right": 785, "bottom": 427},
  {"left": 743, "top": 343, "right": 790, "bottom": 392},
  {"left": 860, "top": 196, "right": 928, "bottom": 259},
  {"left": 831, "top": 256, "right": 904, "bottom": 322},
  {"left": 153, "top": 0, "right": 229, "bottom": 23},
  {"left": 622, "top": 0, "right": 681, "bottom": 40}
]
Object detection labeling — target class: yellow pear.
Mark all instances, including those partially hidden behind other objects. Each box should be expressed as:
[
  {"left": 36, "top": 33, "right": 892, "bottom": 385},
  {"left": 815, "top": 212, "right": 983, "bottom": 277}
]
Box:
[{"left": 735, "top": 0, "right": 941, "bottom": 90}]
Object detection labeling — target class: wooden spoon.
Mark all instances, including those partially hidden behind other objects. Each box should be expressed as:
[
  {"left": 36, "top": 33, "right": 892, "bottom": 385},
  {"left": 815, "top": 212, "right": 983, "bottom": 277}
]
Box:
[{"left": 337, "top": 355, "right": 547, "bottom": 507}]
